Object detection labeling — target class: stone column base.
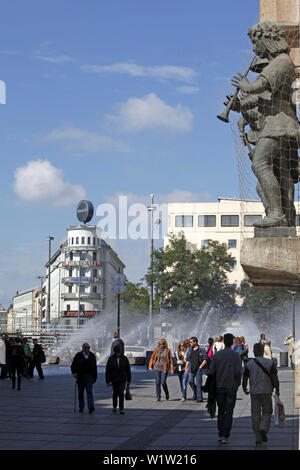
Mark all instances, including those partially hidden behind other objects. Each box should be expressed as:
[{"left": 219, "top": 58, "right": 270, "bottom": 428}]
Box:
[{"left": 240, "top": 237, "right": 300, "bottom": 291}]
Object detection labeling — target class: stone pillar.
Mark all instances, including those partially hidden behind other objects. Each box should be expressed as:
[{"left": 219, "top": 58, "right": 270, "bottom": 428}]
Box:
[
  {"left": 260, "top": 0, "right": 300, "bottom": 112},
  {"left": 294, "top": 341, "right": 300, "bottom": 408}
]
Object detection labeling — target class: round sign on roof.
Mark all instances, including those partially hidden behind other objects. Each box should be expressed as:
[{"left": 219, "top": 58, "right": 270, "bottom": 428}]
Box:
[{"left": 76, "top": 200, "right": 94, "bottom": 224}]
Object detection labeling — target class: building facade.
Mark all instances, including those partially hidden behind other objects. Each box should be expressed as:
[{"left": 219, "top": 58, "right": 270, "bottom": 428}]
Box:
[
  {"left": 43, "top": 224, "right": 125, "bottom": 330},
  {"left": 12, "top": 288, "right": 39, "bottom": 335},
  {"left": 166, "top": 198, "right": 300, "bottom": 286}
]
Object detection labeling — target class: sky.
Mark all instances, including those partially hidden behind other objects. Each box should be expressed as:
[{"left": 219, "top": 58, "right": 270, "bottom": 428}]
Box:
[{"left": 0, "top": 0, "right": 262, "bottom": 307}]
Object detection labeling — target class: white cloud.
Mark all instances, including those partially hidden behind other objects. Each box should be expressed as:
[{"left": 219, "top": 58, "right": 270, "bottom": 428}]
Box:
[
  {"left": 42, "top": 126, "right": 131, "bottom": 153},
  {"left": 35, "top": 54, "right": 73, "bottom": 63},
  {"left": 106, "top": 93, "right": 194, "bottom": 134},
  {"left": 13, "top": 159, "right": 86, "bottom": 207},
  {"left": 81, "top": 63, "right": 197, "bottom": 83},
  {"left": 176, "top": 85, "right": 200, "bottom": 95}
]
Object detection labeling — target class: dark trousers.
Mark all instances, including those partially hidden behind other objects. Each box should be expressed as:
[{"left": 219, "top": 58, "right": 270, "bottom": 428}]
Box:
[
  {"left": 11, "top": 363, "right": 23, "bottom": 389},
  {"left": 29, "top": 360, "right": 44, "bottom": 379},
  {"left": 188, "top": 368, "right": 204, "bottom": 400},
  {"left": 216, "top": 387, "right": 237, "bottom": 439},
  {"left": 112, "top": 380, "right": 126, "bottom": 410},
  {"left": 154, "top": 370, "right": 169, "bottom": 399},
  {"left": 77, "top": 374, "right": 94, "bottom": 410}
]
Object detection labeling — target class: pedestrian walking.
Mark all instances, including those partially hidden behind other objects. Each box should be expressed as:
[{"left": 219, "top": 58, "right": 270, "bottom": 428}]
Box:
[
  {"left": 22, "top": 338, "right": 31, "bottom": 379},
  {"left": 71, "top": 343, "right": 97, "bottom": 414},
  {"left": 240, "top": 336, "right": 249, "bottom": 363},
  {"left": 28, "top": 339, "right": 45, "bottom": 380},
  {"left": 213, "top": 336, "right": 225, "bottom": 354},
  {"left": 283, "top": 334, "right": 294, "bottom": 369},
  {"left": 10, "top": 338, "right": 25, "bottom": 390},
  {"left": 110, "top": 331, "right": 125, "bottom": 356},
  {"left": 4, "top": 335, "right": 12, "bottom": 379},
  {"left": 242, "top": 342, "right": 280, "bottom": 445},
  {"left": 263, "top": 339, "right": 273, "bottom": 360},
  {"left": 0, "top": 336, "right": 6, "bottom": 380},
  {"left": 148, "top": 339, "right": 174, "bottom": 402},
  {"left": 106, "top": 345, "right": 131, "bottom": 415},
  {"left": 259, "top": 333, "right": 267, "bottom": 345},
  {"left": 208, "top": 333, "right": 242, "bottom": 444},
  {"left": 175, "top": 341, "right": 188, "bottom": 402},
  {"left": 185, "top": 337, "right": 208, "bottom": 403}
]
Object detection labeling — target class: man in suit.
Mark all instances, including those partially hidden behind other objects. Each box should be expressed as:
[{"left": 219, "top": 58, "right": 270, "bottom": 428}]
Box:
[
  {"left": 71, "top": 343, "right": 97, "bottom": 414},
  {"left": 106, "top": 345, "right": 131, "bottom": 415}
]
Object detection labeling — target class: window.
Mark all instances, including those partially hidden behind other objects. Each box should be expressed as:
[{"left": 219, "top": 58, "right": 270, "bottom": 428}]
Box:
[
  {"left": 80, "top": 268, "right": 85, "bottom": 277},
  {"left": 66, "top": 304, "right": 71, "bottom": 311},
  {"left": 93, "top": 252, "right": 97, "bottom": 261},
  {"left": 69, "top": 252, "right": 73, "bottom": 261},
  {"left": 80, "top": 252, "right": 86, "bottom": 260},
  {"left": 92, "top": 286, "right": 97, "bottom": 293},
  {"left": 296, "top": 215, "right": 300, "bottom": 226},
  {"left": 221, "top": 215, "right": 239, "bottom": 227},
  {"left": 87, "top": 237, "right": 91, "bottom": 245},
  {"left": 93, "top": 269, "right": 97, "bottom": 278},
  {"left": 198, "top": 215, "right": 216, "bottom": 227},
  {"left": 244, "top": 215, "right": 263, "bottom": 227},
  {"left": 93, "top": 237, "right": 96, "bottom": 245},
  {"left": 175, "top": 215, "right": 193, "bottom": 227},
  {"left": 228, "top": 239, "right": 237, "bottom": 248},
  {"left": 81, "top": 237, "right": 85, "bottom": 244},
  {"left": 69, "top": 269, "right": 72, "bottom": 276},
  {"left": 80, "top": 285, "right": 85, "bottom": 293},
  {"left": 201, "top": 239, "right": 211, "bottom": 248},
  {"left": 76, "top": 237, "right": 79, "bottom": 244},
  {"left": 71, "top": 237, "right": 74, "bottom": 245},
  {"left": 68, "top": 286, "right": 72, "bottom": 293}
]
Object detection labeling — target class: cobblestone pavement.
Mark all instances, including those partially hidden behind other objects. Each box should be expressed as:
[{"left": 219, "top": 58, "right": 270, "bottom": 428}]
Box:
[{"left": 0, "top": 366, "right": 298, "bottom": 450}]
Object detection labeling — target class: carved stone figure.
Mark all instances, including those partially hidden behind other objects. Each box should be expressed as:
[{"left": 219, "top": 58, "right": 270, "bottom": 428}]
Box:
[{"left": 230, "top": 21, "right": 299, "bottom": 228}]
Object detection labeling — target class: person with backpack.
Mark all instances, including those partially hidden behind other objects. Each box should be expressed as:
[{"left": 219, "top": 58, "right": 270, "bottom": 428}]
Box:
[
  {"left": 242, "top": 342, "right": 280, "bottom": 445},
  {"left": 28, "top": 339, "right": 45, "bottom": 380},
  {"left": 10, "top": 338, "right": 25, "bottom": 390},
  {"left": 22, "top": 338, "right": 31, "bottom": 379}
]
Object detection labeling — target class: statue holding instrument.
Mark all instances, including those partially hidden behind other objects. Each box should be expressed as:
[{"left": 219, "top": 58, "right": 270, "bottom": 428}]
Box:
[{"left": 218, "top": 21, "right": 299, "bottom": 228}]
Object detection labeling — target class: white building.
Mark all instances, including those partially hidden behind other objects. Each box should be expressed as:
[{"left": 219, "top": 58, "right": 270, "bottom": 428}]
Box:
[
  {"left": 44, "top": 224, "right": 125, "bottom": 329},
  {"left": 166, "top": 198, "right": 300, "bottom": 287},
  {"left": 12, "top": 288, "right": 39, "bottom": 335}
]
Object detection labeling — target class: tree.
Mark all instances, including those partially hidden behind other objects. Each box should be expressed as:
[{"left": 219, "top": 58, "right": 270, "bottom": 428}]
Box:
[
  {"left": 145, "top": 233, "right": 236, "bottom": 313},
  {"left": 120, "top": 281, "right": 150, "bottom": 315}
]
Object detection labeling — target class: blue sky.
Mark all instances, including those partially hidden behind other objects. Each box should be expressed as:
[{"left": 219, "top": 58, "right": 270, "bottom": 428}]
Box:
[{"left": 0, "top": 0, "right": 262, "bottom": 307}]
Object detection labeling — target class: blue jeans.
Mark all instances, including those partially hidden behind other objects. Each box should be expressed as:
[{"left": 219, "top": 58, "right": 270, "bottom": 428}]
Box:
[
  {"left": 154, "top": 370, "right": 169, "bottom": 399},
  {"left": 188, "top": 369, "right": 204, "bottom": 400},
  {"left": 77, "top": 374, "right": 94, "bottom": 410},
  {"left": 178, "top": 370, "right": 188, "bottom": 398},
  {"left": 216, "top": 387, "right": 237, "bottom": 438}
]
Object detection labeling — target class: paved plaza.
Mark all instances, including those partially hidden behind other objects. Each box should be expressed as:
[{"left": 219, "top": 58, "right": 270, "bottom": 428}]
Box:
[{"left": 0, "top": 366, "right": 298, "bottom": 451}]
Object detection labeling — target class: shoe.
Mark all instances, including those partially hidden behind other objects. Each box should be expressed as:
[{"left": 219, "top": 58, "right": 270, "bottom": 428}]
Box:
[
  {"left": 260, "top": 430, "right": 268, "bottom": 442},
  {"left": 192, "top": 395, "right": 196, "bottom": 401},
  {"left": 38, "top": 377, "right": 44, "bottom": 380},
  {"left": 218, "top": 437, "right": 224, "bottom": 442},
  {"left": 88, "top": 407, "right": 95, "bottom": 414},
  {"left": 221, "top": 438, "right": 229, "bottom": 444},
  {"left": 254, "top": 214, "right": 287, "bottom": 228},
  {"left": 165, "top": 394, "right": 169, "bottom": 401},
  {"left": 197, "top": 399, "right": 203, "bottom": 403},
  {"left": 155, "top": 398, "right": 161, "bottom": 402},
  {"left": 112, "top": 408, "right": 117, "bottom": 413},
  {"left": 79, "top": 408, "right": 84, "bottom": 413},
  {"left": 256, "top": 440, "right": 262, "bottom": 445},
  {"left": 181, "top": 398, "right": 186, "bottom": 402},
  {"left": 120, "top": 410, "right": 125, "bottom": 415}
]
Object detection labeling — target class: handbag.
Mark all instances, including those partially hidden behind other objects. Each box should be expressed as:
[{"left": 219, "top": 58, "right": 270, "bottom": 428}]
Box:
[
  {"left": 274, "top": 394, "right": 285, "bottom": 426},
  {"left": 125, "top": 383, "right": 132, "bottom": 401}
]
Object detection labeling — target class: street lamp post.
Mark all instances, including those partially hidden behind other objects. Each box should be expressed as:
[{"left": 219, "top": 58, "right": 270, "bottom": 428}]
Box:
[
  {"left": 287, "top": 291, "right": 296, "bottom": 342},
  {"left": 147, "top": 194, "right": 155, "bottom": 347},
  {"left": 112, "top": 269, "right": 127, "bottom": 336},
  {"left": 46, "top": 236, "right": 54, "bottom": 326},
  {"left": 37, "top": 275, "right": 46, "bottom": 336}
]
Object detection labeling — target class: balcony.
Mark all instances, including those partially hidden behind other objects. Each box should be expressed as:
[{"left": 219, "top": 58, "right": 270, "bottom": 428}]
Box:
[
  {"left": 62, "top": 277, "right": 102, "bottom": 284},
  {"left": 61, "top": 293, "right": 103, "bottom": 300}
]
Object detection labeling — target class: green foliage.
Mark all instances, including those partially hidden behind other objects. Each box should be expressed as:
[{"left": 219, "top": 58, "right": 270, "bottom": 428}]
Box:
[
  {"left": 120, "top": 282, "right": 150, "bottom": 315},
  {"left": 144, "top": 233, "right": 236, "bottom": 312}
]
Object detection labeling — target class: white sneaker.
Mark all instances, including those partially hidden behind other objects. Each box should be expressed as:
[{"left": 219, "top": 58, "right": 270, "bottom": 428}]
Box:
[{"left": 221, "top": 438, "right": 229, "bottom": 444}]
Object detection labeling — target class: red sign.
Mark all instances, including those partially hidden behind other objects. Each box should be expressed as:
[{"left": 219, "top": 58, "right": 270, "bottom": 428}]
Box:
[{"left": 65, "top": 311, "right": 96, "bottom": 317}]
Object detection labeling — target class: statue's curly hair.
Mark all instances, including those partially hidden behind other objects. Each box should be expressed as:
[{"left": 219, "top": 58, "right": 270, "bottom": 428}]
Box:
[{"left": 248, "top": 21, "right": 289, "bottom": 55}]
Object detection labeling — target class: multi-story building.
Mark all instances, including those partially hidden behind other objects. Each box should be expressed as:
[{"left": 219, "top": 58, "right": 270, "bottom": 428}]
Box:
[
  {"left": 0, "top": 304, "right": 7, "bottom": 333},
  {"left": 43, "top": 224, "right": 125, "bottom": 329},
  {"left": 166, "top": 198, "right": 300, "bottom": 287},
  {"left": 12, "top": 287, "right": 39, "bottom": 335}
]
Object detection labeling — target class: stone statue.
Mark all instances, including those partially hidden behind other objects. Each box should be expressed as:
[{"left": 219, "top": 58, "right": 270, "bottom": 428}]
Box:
[{"left": 229, "top": 21, "right": 299, "bottom": 228}]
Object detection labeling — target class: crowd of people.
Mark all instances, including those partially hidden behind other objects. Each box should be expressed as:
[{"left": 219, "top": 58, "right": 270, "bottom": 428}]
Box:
[
  {"left": 0, "top": 335, "right": 46, "bottom": 389},
  {"left": 0, "top": 329, "right": 294, "bottom": 446}
]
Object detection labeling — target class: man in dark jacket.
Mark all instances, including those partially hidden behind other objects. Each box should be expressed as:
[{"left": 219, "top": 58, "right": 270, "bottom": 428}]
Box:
[
  {"left": 185, "top": 337, "right": 208, "bottom": 402},
  {"left": 71, "top": 343, "right": 97, "bottom": 414},
  {"left": 28, "top": 339, "right": 45, "bottom": 380},
  {"left": 10, "top": 337, "right": 25, "bottom": 390},
  {"left": 106, "top": 345, "right": 131, "bottom": 415}
]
